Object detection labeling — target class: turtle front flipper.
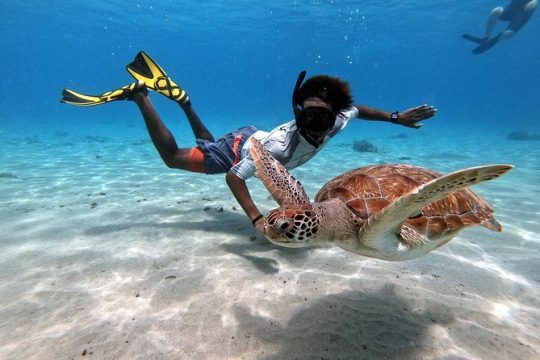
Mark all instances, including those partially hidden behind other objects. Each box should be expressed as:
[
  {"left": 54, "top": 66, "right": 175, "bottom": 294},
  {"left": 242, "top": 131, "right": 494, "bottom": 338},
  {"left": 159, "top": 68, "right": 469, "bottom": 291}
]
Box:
[
  {"left": 357, "top": 164, "right": 513, "bottom": 261},
  {"left": 249, "top": 138, "right": 309, "bottom": 206}
]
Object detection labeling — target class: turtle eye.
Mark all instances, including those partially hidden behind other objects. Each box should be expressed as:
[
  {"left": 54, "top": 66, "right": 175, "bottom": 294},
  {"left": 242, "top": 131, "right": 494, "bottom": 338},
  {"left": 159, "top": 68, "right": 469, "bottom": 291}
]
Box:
[{"left": 274, "top": 217, "right": 293, "bottom": 233}]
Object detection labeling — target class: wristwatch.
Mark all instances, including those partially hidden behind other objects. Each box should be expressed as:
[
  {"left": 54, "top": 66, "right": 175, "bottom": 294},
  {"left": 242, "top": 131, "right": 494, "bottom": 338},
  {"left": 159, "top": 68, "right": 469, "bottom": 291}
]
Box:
[{"left": 390, "top": 111, "right": 399, "bottom": 123}]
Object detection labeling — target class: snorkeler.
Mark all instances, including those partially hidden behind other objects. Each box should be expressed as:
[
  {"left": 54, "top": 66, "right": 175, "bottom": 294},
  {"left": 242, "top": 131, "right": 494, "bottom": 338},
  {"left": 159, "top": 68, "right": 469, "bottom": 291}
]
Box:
[
  {"left": 61, "top": 51, "right": 437, "bottom": 234},
  {"left": 463, "top": 0, "right": 537, "bottom": 54}
]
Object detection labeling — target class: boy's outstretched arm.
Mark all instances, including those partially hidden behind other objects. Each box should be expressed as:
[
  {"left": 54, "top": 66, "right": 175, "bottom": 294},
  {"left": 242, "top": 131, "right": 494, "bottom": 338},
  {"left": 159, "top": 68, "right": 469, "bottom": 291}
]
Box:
[{"left": 356, "top": 104, "right": 437, "bottom": 129}]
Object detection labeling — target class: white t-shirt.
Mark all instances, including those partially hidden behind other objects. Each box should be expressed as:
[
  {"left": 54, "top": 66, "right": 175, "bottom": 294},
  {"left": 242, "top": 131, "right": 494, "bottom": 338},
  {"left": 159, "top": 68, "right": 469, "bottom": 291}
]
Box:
[{"left": 230, "top": 107, "right": 358, "bottom": 180}]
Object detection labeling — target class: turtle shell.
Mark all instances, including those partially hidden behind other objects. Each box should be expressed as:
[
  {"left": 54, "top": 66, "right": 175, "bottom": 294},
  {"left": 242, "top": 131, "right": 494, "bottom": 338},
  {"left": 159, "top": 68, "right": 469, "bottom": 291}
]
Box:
[{"left": 314, "top": 164, "right": 501, "bottom": 238}]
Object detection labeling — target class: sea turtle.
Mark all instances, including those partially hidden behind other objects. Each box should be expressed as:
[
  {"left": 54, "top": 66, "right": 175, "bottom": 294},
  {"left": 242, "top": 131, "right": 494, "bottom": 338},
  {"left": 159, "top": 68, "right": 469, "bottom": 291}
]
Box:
[{"left": 249, "top": 138, "right": 513, "bottom": 261}]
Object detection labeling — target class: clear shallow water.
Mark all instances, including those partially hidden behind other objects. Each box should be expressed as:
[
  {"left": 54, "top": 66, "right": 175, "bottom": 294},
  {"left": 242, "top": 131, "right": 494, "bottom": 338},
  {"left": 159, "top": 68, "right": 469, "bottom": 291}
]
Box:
[
  {"left": 1, "top": 0, "right": 540, "bottom": 130},
  {"left": 1, "top": 1, "right": 539, "bottom": 359}
]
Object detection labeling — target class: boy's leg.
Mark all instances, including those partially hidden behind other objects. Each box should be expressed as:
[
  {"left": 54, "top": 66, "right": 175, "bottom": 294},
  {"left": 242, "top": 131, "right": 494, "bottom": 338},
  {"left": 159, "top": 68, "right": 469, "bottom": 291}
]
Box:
[
  {"left": 499, "top": 29, "right": 516, "bottom": 41},
  {"left": 133, "top": 91, "right": 203, "bottom": 171},
  {"left": 126, "top": 51, "right": 214, "bottom": 172},
  {"left": 126, "top": 51, "right": 215, "bottom": 142},
  {"left": 177, "top": 102, "right": 215, "bottom": 142},
  {"left": 486, "top": 7, "right": 504, "bottom": 38}
]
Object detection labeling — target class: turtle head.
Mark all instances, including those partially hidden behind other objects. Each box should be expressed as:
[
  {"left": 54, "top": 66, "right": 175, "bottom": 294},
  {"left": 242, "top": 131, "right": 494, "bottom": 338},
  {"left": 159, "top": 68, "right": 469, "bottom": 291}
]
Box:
[{"left": 264, "top": 204, "right": 320, "bottom": 247}]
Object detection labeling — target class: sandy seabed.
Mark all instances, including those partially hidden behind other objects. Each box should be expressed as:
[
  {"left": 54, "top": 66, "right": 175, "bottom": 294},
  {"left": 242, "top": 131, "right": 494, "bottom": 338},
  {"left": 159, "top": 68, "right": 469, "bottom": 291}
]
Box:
[{"left": 0, "top": 124, "right": 539, "bottom": 359}]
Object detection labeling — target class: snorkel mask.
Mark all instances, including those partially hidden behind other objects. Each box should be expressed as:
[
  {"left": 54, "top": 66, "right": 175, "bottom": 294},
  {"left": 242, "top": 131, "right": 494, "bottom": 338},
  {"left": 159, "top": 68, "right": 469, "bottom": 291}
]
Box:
[{"left": 292, "top": 71, "right": 336, "bottom": 147}]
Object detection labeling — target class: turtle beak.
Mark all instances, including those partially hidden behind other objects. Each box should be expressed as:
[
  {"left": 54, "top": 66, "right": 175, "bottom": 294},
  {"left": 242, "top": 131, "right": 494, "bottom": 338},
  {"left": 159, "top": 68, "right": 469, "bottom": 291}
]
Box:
[
  {"left": 263, "top": 224, "right": 286, "bottom": 241},
  {"left": 263, "top": 224, "right": 298, "bottom": 247},
  {"left": 265, "top": 236, "right": 306, "bottom": 248}
]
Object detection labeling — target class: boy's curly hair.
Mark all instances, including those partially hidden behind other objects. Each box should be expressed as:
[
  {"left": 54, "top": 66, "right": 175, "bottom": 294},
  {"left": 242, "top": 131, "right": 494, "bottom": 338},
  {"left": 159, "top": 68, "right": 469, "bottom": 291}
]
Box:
[{"left": 297, "top": 75, "right": 353, "bottom": 114}]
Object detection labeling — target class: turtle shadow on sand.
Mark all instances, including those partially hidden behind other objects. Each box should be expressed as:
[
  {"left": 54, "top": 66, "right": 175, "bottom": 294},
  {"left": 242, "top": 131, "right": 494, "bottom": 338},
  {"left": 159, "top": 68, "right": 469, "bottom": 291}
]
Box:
[
  {"left": 83, "top": 205, "right": 297, "bottom": 275},
  {"left": 83, "top": 207, "right": 252, "bottom": 237},
  {"left": 233, "top": 285, "right": 453, "bottom": 359},
  {"left": 171, "top": 208, "right": 314, "bottom": 274},
  {"left": 167, "top": 207, "right": 314, "bottom": 274},
  {"left": 221, "top": 243, "right": 281, "bottom": 274},
  {"left": 221, "top": 239, "right": 315, "bottom": 275}
]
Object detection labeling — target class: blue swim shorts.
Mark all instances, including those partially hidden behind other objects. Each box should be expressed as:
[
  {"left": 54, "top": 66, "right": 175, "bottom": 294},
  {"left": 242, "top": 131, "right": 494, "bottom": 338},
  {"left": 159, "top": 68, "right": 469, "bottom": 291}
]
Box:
[{"left": 196, "top": 125, "right": 258, "bottom": 174}]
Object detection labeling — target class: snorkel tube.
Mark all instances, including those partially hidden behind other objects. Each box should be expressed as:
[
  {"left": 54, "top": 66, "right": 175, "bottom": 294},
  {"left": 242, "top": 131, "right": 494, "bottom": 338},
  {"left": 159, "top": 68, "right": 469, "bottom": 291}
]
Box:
[{"left": 292, "top": 70, "right": 307, "bottom": 117}]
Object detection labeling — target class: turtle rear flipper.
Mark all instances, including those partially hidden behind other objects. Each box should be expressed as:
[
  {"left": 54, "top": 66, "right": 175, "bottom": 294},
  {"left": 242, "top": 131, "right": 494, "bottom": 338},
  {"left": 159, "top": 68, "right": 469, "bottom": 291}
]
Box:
[{"left": 358, "top": 164, "right": 513, "bottom": 260}]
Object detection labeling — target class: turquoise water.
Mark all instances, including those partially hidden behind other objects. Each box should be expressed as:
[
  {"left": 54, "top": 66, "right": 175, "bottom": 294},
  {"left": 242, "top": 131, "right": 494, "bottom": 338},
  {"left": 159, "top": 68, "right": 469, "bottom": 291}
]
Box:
[
  {"left": 1, "top": 0, "right": 539, "bottom": 133},
  {"left": 1, "top": 1, "right": 539, "bottom": 359}
]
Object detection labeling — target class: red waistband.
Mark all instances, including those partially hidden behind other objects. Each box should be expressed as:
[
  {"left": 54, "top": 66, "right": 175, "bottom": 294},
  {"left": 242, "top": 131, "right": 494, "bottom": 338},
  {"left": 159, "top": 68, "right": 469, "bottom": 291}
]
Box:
[{"left": 232, "top": 134, "right": 244, "bottom": 165}]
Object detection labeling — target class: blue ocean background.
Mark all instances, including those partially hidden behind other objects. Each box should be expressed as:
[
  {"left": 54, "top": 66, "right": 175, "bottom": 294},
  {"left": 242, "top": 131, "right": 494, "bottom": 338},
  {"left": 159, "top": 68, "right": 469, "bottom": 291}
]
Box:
[{"left": 2, "top": 0, "right": 539, "bottom": 137}]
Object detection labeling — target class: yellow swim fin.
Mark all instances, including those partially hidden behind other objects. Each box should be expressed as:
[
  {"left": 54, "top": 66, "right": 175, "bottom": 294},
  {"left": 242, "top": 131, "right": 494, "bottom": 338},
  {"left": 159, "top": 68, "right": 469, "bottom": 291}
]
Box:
[
  {"left": 61, "top": 81, "right": 145, "bottom": 107},
  {"left": 126, "top": 51, "right": 190, "bottom": 104}
]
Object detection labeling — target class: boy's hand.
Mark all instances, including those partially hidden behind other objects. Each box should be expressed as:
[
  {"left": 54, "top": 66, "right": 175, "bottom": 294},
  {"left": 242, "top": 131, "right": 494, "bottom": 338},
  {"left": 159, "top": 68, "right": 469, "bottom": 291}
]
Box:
[
  {"left": 254, "top": 217, "right": 267, "bottom": 235},
  {"left": 397, "top": 104, "right": 437, "bottom": 129}
]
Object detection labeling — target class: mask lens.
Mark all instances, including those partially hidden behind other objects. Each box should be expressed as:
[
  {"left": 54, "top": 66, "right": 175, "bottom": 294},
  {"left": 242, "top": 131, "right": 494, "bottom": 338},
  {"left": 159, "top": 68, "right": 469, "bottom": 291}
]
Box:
[{"left": 297, "top": 107, "right": 335, "bottom": 131}]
